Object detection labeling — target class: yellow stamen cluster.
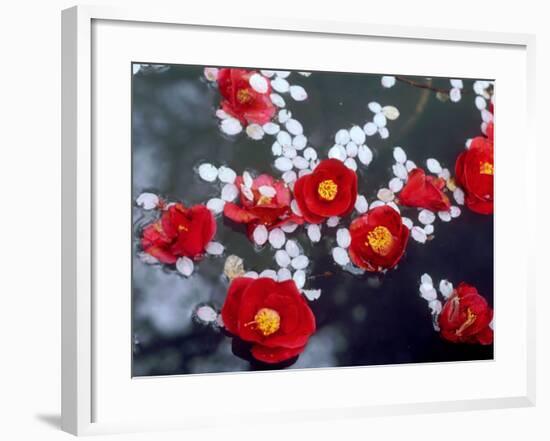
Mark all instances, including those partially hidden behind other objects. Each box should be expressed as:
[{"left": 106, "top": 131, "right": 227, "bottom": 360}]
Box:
[
  {"left": 237, "top": 88, "right": 253, "bottom": 104},
  {"left": 455, "top": 308, "right": 477, "bottom": 336},
  {"left": 253, "top": 308, "right": 281, "bottom": 336},
  {"left": 256, "top": 195, "right": 273, "bottom": 206},
  {"left": 317, "top": 179, "right": 338, "bottom": 201},
  {"left": 177, "top": 224, "right": 189, "bottom": 232},
  {"left": 479, "top": 161, "right": 494, "bottom": 175},
  {"left": 366, "top": 226, "right": 394, "bottom": 256}
]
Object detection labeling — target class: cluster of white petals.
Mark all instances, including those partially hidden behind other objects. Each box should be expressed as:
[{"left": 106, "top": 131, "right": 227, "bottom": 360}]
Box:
[{"left": 418, "top": 273, "right": 455, "bottom": 331}]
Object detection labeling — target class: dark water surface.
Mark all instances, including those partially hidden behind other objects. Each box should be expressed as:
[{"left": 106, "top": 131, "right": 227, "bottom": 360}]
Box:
[{"left": 132, "top": 64, "right": 493, "bottom": 376}]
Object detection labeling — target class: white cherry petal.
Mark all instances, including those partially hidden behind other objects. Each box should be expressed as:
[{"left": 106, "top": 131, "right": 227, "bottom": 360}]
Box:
[
  {"left": 274, "top": 70, "right": 290, "bottom": 78},
  {"left": 405, "top": 160, "right": 417, "bottom": 172},
  {"left": 293, "top": 156, "right": 310, "bottom": 170},
  {"left": 373, "top": 112, "right": 387, "bottom": 128},
  {"left": 439, "top": 279, "right": 454, "bottom": 298},
  {"left": 253, "top": 225, "right": 268, "bottom": 246},
  {"left": 350, "top": 125, "right": 366, "bottom": 145},
  {"left": 280, "top": 221, "right": 298, "bottom": 233},
  {"left": 293, "top": 134, "right": 307, "bottom": 150},
  {"left": 136, "top": 192, "right": 159, "bottom": 210},
  {"left": 382, "top": 105, "right": 400, "bottom": 120},
  {"left": 307, "top": 224, "right": 321, "bottom": 243},
  {"left": 203, "top": 67, "right": 219, "bottom": 81},
  {"left": 218, "top": 166, "right": 237, "bottom": 184},
  {"left": 378, "top": 127, "right": 389, "bottom": 139},
  {"left": 271, "top": 141, "right": 282, "bottom": 156},
  {"left": 260, "top": 70, "right": 275, "bottom": 78},
  {"left": 328, "top": 144, "right": 347, "bottom": 161},
  {"left": 453, "top": 187, "right": 465, "bottom": 205},
  {"left": 271, "top": 77, "right": 290, "bottom": 93},
  {"left": 420, "top": 283, "right": 437, "bottom": 301},
  {"left": 276, "top": 130, "right": 292, "bottom": 147},
  {"left": 423, "top": 224, "right": 434, "bottom": 235},
  {"left": 263, "top": 122, "right": 280, "bottom": 135},
  {"left": 332, "top": 247, "right": 350, "bottom": 266},
  {"left": 240, "top": 185, "right": 254, "bottom": 201},
  {"left": 285, "top": 240, "right": 300, "bottom": 258},
  {"left": 401, "top": 217, "right": 413, "bottom": 229},
  {"left": 207, "top": 198, "right": 225, "bottom": 214},
  {"left": 355, "top": 195, "right": 368, "bottom": 213},
  {"left": 198, "top": 163, "right": 218, "bottom": 182},
  {"left": 176, "top": 257, "right": 194, "bottom": 277},
  {"left": 426, "top": 158, "right": 442, "bottom": 174},
  {"left": 438, "top": 211, "right": 452, "bottom": 222},
  {"left": 450, "top": 206, "right": 462, "bottom": 218},
  {"left": 277, "top": 268, "right": 292, "bottom": 282},
  {"left": 278, "top": 109, "right": 291, "bottom": 123},
  {"left": 326, "top": 216, "right": 340, "bottom": 227},
  {"left": 357, "top": 144, "right": 373, "bottom": 165},
  {"left": 411, "top": 226, "right": 427, "bottom": 243},
  {"left": 302, "top": 289, "right": 321, "bottom": 301},
  {"left": 293, "top": 270, "right": 306, "bottom": 289},
  {"left": 259, "top": 269, "right": 278, "bottom": 280},
  {"left": 377, "top": 188, "right": 394, "bottom": 202},
  {"left": 249, "top": 73, "right": 269, "bottom": 93},
  {"left": 291, "top": 255, "right": 309, "bottom": 270},
  {"left": 270, "top": 93, "right": 286, "bottom": 108},
  {"left": 381, "top": 75, "right": 396, "bottom": 88},
  {"left": 220, "top": 118, "right": 242, "bottom": 135},
  {"left": 243, "top": 171, "right": 253, "bottom": 188},
  {"left": 138, "top": 251, "right": 159, "bottom": 264},
  {"left": 283, "top": 146, "right": 297, "bottom": 159},
  {"left": 418, "top": 209, "right": 436, "bottom": 225},
  {"left": 439, "top": 168, "right": 451, "bottom": 181},
  {"left": 298, "top": 71, "right": 311, "bottom": 77},
  {"left": 206, "top": 242, "right": 224, "bottom": 255},
  {"left": 368, "top": 101, "right": 382, "bottom": 113},
  {"left": 289, "top": 85, "right": 308, "bottom": 101},
  {"left": 290, "top": 200, "right": 302, "bottom": 216},
  {"left": 450, "top": 88, "right": 461, "bottom": 102},
  {"left": 369, "top": 200, "right": 385, "bottom": 210},
  {"left": 268, "top": 228, "right": 286, "bottom": 249},
  {"left": 303, "top": 147, "right": 317, "bottom": 161},
  {"left": 221, "top": 183, "right": 239, "bottom": 201},
  {"left": 393, "top": 146, "right": 407, "bottom": 163},
  {"left": 475, "top": 96, "right": 487, "bottom": 110},
  {"left": 429, "top": 299, "right": 442, "bottom": 317},
  {"left": 363, "top": 122, "right": 377, "bottom": 136},
  {"left": 450, "top": 79, "right": 464, "bottom": 89},
  {"left": 421, "top": 274, "right": 433, "bottom": 285},
  {"left": 196, "top": 305, "right": 218, "bottom": 323},
  {"left": 259, "top": 185, "right": 277, "bottom": 197},
  {"left": 244, "top": 271, "right": 259, "bottom": 279},
  {"left": 345, "top": 141, "right": 358, "bottom": 157},
  {"left": 387, "top": 201, "right": 400, "bottom": 213},
  {"left": 275, "top": 250, "right": 291, "bottom": 268},
  {"left": 392, "top": 163, "right": 408, "bottom": 180},
  {"left": 286, "top": 119, "right": 303, "bottom": 135},
  {"left": 282, "top": 170, "right": 297, "bottom": 184},
  {"left": 389, "top": 177, "right": 403, "bottom": 193},
  {"left": 336, "top": 228, "right": 351, "bottom": 248},
  {"left": 335, "top": 129, "right": 350, "bottom": 145},
  {"left": 274, "top": 157, "right": 293, "bottom": 172},
  {"left": 344, "top": 157, "right": 358, "bottom": 171},
  {"left": 215, "top": 109, "right": 230, "bottom": 120}
]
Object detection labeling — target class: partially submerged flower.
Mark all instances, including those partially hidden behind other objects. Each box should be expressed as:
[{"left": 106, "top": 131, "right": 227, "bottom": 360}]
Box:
[
  {"left": 293, "top": 159, "right": 358, "bottom": 224},
  {"left": 217, "top": 68, "right": 276, "bottom": 125},
  {"left": 454, "top": 131, "right": 494, "bottom": 215},
  {"left": 221, "top": 277, "right": 316, "bottom": 363},
  {"left": 141, "top": 202, "right": 216, "bottom": 264},
  {"left": 439, "top": 282, "right": 493, "bottom": 345},
  {"left": 398, "top": 168, "right": 451, "bottom": 212},
  {"left": 223, "top": 173, "right": 302, "bottom": 236},
  {"left": 348, "top": 205, "right": 410, "bottom": 272}
]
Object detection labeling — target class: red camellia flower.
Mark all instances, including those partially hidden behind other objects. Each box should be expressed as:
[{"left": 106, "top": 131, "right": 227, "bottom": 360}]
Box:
[
  {"left": 348, "top": 205, "right": 410, "bottom": 272},
  {"left": 454, "top": 132, "right": 494, "bottom": 215},
  {"left": 293, "top": 159, "right": 358, "bottom": 224},
  {"left": 439, "top": 282, "right": 493, "bottom": 345},
  {"left": 398, "top": 168, "right": 451, "bottom": 212},
  {"left": 141, "top": 202, "right": 216, "bottom": 264},
  {"left": 223, "top": 174, "right": 303, "bottom": 234},
  {"left": 217, "top": 68, "right": 275, "bottom": 125},
  {"left": 221, "top": 277, "right": 316, "bottom": 364}
]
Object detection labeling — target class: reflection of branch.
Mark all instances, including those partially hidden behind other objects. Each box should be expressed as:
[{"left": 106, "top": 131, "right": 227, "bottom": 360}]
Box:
[
  {"left": 395, "top": 76, "right": 450, "bottom": 94},
  {"left": 308, "top": 271, "right": 333, "bottom": 280}
]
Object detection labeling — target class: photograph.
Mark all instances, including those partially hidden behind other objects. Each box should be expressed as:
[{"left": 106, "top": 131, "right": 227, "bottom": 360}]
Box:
[{"left": 131, "top": 63, "right": 495, "bottom": 376}]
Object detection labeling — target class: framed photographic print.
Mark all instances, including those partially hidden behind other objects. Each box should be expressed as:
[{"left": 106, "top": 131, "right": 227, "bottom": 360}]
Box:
[{"left": 62, "top": 5, "right": 536, "bottom": 435}]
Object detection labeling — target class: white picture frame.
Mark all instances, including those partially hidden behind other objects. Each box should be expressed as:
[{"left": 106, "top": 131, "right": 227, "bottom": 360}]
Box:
[{"left": 62, "top": 5, "right": 536, "bottom": 436}]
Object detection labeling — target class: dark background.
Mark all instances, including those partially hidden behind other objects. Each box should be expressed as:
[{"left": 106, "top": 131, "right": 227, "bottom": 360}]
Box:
[{"left": 131, "top": 64, "right": 493, "bottom": 376}]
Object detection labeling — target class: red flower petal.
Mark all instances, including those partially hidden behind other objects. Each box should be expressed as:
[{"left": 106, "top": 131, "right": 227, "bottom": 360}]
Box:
[{"left": 398, "top": 168, "right": 451, "bottom": 212}]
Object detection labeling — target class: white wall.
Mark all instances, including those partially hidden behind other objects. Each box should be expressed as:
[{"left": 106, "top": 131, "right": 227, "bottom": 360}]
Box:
[{"left": 0, "top": 1, "right": 546, "bottom": 440}]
